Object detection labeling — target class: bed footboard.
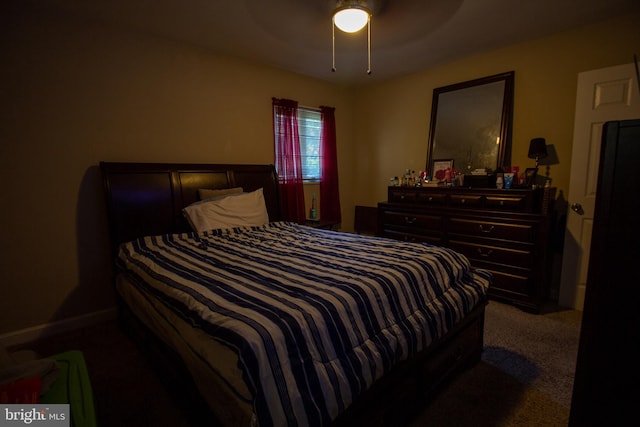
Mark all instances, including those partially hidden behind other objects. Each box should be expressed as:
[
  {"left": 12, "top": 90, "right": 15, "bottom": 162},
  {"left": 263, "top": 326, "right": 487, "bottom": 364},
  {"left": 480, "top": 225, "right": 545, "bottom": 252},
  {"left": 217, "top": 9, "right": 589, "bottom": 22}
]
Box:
[
  {"left": 333, "top": 301, "right": 486, "bottom": 426},
  {"left": 120, "top": 294, "right": 486, "bottom": 427}
]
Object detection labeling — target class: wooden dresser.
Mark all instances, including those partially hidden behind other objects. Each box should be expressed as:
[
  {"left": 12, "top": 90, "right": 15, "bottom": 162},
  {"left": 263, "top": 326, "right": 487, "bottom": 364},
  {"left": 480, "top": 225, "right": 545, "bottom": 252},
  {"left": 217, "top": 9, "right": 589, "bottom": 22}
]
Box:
[{"left": 378, "top": 185, "right": 555, "bottom": 312}]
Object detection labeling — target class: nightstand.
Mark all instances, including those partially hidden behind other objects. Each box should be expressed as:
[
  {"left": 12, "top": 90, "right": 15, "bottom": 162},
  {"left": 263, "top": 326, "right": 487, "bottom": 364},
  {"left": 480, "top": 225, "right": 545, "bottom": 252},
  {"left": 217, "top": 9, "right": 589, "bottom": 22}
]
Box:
[{"left": 305, "top": 219, "right": 340, "bottom": 230}]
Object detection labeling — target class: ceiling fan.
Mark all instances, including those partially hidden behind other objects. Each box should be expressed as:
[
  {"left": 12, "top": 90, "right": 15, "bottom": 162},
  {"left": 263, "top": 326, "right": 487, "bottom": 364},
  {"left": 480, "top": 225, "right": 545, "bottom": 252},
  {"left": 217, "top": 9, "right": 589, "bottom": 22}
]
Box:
[{"left": 331, "top": 0, "right": 384, "bottom": 74}]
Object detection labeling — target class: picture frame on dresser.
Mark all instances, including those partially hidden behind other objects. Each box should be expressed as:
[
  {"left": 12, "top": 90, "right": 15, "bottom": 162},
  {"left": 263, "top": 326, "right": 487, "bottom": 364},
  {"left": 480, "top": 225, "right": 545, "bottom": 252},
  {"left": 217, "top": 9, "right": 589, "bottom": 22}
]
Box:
[
  {"left": 524, "top": 168, "right": 537, "bottom": 187},
  {"left": 432, "top": 159, "right": 454, "bottom": 181}
]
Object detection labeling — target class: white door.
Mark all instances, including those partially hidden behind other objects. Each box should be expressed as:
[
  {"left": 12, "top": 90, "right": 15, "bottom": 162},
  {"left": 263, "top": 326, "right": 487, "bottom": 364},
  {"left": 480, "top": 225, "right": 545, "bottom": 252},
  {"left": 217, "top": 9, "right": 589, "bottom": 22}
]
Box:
[{"left": 559, "top": 63, "right": 640, "bottom": 310}]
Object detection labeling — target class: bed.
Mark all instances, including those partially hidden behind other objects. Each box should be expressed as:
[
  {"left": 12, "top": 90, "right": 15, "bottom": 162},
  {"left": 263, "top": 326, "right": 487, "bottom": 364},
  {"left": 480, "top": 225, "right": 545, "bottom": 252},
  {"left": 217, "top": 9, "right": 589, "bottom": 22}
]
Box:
[{"left": 100, "top": 161, "right": 491, "bottom": 427}]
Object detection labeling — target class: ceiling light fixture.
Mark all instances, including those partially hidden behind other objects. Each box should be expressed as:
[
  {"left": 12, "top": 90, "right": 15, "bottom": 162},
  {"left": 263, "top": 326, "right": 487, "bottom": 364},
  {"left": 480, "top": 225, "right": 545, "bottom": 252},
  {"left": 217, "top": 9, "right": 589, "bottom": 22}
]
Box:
[
  {"left": 332, "top": 0, "right": 372, "bottom": 75},
  {"left": 334, "top": 7, "right": 369, "bottom": 33}
]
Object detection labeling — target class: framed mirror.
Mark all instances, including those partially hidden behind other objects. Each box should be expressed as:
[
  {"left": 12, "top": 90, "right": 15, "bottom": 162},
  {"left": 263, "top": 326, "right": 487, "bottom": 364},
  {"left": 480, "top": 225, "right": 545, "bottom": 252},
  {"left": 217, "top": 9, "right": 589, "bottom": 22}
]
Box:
[{"left": 426, "top": 71, "right": 515, "bottom": 177}]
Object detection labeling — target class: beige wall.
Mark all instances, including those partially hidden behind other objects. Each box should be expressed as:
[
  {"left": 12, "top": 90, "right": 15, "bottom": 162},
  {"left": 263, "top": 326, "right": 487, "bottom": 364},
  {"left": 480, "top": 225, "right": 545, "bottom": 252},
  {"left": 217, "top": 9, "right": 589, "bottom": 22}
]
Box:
[
  {"left": 351, "top": 13, "right": 640, "bottom": 206},
  {"left": 1, "top": 8, "right": 638, "bottom": 335},
  {"left": 0, "top": 10, "right": 354, "bottom": 335}
]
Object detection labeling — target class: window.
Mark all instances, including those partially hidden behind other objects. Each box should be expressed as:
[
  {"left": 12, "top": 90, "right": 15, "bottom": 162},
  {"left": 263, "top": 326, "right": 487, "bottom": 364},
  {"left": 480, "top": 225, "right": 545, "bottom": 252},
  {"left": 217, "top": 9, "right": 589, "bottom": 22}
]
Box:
[
  {"left": 274, "top": 106, "right": 321, "bottom": 182},
  {"left": 272, "top": 99, "right": 341, "bottom": 223},
  {"left": 297, "top": 108, "right": 321, "bottom": 181}
]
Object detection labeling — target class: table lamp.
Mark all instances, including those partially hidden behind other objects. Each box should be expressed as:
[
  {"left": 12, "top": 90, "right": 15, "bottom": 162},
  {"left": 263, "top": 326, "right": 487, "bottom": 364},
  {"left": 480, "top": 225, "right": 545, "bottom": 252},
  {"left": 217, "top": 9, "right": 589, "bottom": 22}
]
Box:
[{"left": 528, "top": 138, "right": 548, "bottom": 168}]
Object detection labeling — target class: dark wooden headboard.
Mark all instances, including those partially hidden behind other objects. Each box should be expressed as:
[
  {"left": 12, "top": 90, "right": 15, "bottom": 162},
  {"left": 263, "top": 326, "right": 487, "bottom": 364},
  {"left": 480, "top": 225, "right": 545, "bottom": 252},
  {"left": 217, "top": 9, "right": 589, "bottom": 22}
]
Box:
[{"left": 100, "top": 162, "right": 281, "bottom": 253}]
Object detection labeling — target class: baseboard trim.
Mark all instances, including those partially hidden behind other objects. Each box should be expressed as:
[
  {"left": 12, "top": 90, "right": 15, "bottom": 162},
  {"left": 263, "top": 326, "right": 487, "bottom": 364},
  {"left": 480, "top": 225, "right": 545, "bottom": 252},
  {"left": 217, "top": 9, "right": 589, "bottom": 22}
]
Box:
[{"left": 0, "top": 307, "right": 118, "bottom": 348}]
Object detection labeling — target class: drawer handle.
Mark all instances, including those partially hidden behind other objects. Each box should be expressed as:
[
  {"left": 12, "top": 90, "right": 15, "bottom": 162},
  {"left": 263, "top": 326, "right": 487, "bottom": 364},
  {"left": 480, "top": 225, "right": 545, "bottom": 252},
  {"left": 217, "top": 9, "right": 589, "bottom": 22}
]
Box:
[
  {"left": 500, "top": 200, "right": 505, "bottom": 206},
  {"left": 460, "top": 199, "right": 466, "bottom": 204},
  {"left": 479, "top": 224, "right": 495, "bottom": 234},
  {"left": 477, "top": 248, "right": 493, "bottom": 257},
  {"left": 399, "top": 194, "right": 406, "bottom": 200},
  {"left": 428, "top": 196, "right": 433, "bottom": 202},
  {"left": 404, "top": 216, "right": 417, "bottom": 224}
]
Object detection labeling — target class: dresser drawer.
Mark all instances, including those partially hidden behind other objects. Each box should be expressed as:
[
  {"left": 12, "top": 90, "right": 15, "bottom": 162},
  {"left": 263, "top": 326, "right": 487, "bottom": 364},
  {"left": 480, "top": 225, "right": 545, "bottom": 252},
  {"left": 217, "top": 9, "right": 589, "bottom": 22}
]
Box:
[
  {"left": 448, "top": 217, "right": 537, "bottom": 242},
  {"left": 471, "top": 260, "right": 531, "bottom": 297},
  {"left": 416, "top": 192, "right": 448, "bottom": 205},
  {"left": 449, "top": 194, "right": 483, "bottom": 207},
  {"left": 388, "top": 190, "right": 417, "bottom": 203},
  {"left": 448, "top": 240, "right": 534, "bottom": 268},
  {"left": 490, "top": 270, "right": 530, "bottom": 297},
  {"left": 382, "top": 229, "right": 442, "bottom": 245},
  {"left": 382, "top": 211, "right": 443, "bottom": 230},
  {"left": 485, "top": 195, "right": 528, "bottom": 210}
]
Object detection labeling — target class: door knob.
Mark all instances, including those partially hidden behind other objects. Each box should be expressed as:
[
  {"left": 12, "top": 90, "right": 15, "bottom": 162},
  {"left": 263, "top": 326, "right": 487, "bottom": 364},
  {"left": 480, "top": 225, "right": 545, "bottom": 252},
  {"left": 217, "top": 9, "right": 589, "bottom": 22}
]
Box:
[{"left": 571, "top": 203, "right": 584, "bottom": 215}]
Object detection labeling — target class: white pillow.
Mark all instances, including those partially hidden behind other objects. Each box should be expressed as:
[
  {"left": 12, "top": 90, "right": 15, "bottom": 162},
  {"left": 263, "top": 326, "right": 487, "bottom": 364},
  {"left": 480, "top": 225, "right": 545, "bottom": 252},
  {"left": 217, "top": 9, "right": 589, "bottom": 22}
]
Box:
[
  {"left": 197, "top": 187, "right": 243, "bottom": 200},
  {"left": 183, "top": 188, "right": 269, "bottom": 232}
]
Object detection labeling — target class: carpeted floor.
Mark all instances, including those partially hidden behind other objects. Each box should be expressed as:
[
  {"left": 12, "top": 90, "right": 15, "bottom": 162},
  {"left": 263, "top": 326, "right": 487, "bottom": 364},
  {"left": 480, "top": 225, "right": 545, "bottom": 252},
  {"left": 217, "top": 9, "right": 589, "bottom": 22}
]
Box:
[
  {"left": 483, "top": 300, "right": 582, "bottom": 408},
  {"left": 10, "top": 300, "right": 582, "bottom": 426},
  {"left": 411, "top": 300, "right": 582, "bottom": 426}
]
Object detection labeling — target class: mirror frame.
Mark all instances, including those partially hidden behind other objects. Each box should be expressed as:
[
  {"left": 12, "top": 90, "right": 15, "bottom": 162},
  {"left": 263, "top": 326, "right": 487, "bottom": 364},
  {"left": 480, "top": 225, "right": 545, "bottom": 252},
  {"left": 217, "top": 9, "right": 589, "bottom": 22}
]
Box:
[{"left": 425, "top": 71, "right": 515, "bottom": 176}]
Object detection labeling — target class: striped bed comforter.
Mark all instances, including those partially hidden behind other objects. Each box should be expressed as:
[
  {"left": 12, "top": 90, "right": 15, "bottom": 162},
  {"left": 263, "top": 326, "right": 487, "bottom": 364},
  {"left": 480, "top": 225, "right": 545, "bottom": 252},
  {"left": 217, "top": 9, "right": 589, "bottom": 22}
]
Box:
[{"left": 117, "top": 221, "right": 491, "bottom": 427}]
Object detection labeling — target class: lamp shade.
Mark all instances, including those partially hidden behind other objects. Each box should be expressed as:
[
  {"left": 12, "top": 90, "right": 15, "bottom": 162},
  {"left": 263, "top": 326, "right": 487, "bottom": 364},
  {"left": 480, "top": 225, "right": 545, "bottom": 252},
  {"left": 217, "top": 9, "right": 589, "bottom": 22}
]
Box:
[
  {"left": 528, "top": 138, "right": 548, "bottom": 160},
  {"left": 333, "top": 7, "right": 369, "bottom": 32}
]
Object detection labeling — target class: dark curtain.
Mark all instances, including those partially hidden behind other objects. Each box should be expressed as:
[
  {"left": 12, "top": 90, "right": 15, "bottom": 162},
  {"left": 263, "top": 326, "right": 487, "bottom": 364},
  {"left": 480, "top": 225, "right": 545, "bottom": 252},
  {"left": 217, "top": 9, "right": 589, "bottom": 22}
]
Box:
[
  {"left": 272, "top": 98, "right": 306, "bottom": 223},
  {"left": 319, "top": 106, "right": 342, "bottom": 223}
]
